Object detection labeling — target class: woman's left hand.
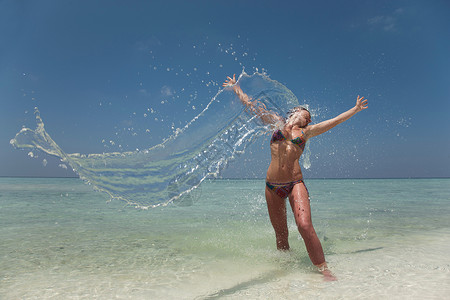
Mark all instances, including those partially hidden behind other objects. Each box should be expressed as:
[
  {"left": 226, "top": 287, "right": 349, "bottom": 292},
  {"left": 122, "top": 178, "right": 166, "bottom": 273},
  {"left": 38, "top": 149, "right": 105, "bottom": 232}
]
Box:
[
  {"left": 222, "top": 74, "right": 236, "bottom": 87},
  {"left": 355, "top": 95, "right": 368, "bottom": 112}
]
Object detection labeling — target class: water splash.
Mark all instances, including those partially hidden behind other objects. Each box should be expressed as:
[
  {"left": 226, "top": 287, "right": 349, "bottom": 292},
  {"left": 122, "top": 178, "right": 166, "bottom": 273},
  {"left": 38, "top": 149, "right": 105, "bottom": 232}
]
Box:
[{"left": 11, "top": 71, "right": 307, "bottom": 208}]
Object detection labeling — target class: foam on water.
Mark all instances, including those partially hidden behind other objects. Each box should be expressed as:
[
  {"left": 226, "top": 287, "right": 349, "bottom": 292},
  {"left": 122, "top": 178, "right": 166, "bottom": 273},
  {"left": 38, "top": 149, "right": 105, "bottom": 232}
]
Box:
[{"left": 10, "top": 71, "right": 314, "bottom": 209}]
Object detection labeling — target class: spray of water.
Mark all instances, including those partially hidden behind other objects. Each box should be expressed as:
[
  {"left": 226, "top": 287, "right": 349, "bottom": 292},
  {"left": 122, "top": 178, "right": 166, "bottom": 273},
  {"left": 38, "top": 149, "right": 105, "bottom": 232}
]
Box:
[{"left": 11, "top": 71, "right": 311, "bottom": 209}]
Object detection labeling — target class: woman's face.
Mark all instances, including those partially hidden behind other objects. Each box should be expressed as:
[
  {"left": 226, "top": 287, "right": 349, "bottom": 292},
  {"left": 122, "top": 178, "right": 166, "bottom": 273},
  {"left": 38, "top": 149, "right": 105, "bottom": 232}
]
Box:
[{"left": 290, "top": 109, "right": 311, "bottom": 127}]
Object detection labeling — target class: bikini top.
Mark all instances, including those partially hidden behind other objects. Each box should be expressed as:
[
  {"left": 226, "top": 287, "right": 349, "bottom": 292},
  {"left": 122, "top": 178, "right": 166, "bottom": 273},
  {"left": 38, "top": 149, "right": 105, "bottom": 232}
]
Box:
[{"left": 270, "top": 129, "right": 306, "bottom": 151}]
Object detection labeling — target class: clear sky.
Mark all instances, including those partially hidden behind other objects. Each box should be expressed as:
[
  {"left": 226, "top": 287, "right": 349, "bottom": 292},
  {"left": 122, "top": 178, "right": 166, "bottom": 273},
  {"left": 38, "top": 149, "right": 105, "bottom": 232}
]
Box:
[{"left": 1, "top": 0, "right": 449, "bottom": 179}]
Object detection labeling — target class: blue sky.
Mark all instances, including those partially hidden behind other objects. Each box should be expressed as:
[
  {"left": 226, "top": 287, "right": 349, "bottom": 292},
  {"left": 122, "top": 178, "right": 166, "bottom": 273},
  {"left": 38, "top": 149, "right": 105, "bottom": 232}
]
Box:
[{"left": 1, "top": 0, "right": 449, "bottom": 178}]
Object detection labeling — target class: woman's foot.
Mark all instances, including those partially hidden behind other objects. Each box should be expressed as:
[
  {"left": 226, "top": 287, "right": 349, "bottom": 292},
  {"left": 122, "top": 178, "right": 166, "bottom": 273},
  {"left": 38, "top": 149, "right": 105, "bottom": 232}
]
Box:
[
  {"left": 316, "top": 262, "right": 337, "bottom": 281},
  {"left": 321, "top": 269, "right": 337, "bottom": 281}
]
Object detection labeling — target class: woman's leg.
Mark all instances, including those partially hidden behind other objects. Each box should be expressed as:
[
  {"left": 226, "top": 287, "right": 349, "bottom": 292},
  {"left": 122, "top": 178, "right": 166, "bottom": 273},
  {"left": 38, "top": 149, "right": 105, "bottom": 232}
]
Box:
[
  {"left": 289, "top": 183, "right": 337, "bottom": 280},
  {"left": 265, "top": 186, "right": 290, "bottom": 250},
  {"left": 288, "top": 182, "right": 325, "bottom": 265}
]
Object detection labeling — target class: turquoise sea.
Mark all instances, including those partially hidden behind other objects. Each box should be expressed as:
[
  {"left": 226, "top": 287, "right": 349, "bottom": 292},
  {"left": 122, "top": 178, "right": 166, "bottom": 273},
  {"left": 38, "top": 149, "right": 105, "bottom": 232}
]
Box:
[{"left": 1, "top": 177, "right": 449, "bottom": 299}]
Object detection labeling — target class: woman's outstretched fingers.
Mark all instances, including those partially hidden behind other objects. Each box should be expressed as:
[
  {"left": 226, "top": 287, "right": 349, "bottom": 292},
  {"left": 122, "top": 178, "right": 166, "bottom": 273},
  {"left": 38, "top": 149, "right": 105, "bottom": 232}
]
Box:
[
  {"left": 222, "top": 74, "right": 236, "bottom": 87},
  {"left": 356, "top": 95, "right": 368, "bottom": 111}
]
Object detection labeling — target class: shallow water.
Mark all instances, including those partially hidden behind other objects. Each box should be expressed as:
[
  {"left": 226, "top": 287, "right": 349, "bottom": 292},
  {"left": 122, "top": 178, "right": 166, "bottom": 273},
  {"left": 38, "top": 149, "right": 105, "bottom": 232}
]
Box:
[{"left": 1, "top": 177, "right": 449, "bottom": 299}]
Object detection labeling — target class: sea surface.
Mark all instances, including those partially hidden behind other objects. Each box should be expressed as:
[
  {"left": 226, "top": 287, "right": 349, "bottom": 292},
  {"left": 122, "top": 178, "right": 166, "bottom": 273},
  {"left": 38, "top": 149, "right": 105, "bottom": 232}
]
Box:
[{"left": 1, "top": 177, "right": 449, "bottom": 299}]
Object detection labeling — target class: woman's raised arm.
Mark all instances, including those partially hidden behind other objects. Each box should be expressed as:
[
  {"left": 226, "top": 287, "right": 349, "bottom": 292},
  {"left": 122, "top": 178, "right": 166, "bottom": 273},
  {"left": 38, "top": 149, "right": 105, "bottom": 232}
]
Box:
[
  {"left": 223, "top": 74, "right": 283, "bottom": 125},
  {"left": 306, "top": 96, "right": 368, "bottom": 139},
  {"left": 223, "top": 74, "right": 252, "bottom": 107}
]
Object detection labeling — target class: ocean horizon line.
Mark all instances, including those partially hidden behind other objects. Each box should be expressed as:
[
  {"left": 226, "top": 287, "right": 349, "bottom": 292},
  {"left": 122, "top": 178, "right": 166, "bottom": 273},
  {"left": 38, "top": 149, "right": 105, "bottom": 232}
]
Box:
[{"left": 1, "top": 175, "right": 449, "bottom": 180}]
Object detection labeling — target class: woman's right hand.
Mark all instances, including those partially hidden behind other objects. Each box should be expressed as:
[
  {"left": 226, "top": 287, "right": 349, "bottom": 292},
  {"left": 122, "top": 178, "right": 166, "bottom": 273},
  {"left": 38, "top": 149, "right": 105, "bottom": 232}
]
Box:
[
  {"left": 222, "top": 74, "right": 236, "bottom": 87},
  {"left": 355, "top": 95, "right": 368, "bottom": 112}
]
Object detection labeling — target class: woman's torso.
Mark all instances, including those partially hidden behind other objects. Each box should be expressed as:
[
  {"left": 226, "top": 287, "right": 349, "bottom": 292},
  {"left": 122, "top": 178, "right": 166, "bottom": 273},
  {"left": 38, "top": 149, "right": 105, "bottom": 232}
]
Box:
[{"left": 266, "top": 126, "right": 307, "bottom": 182}]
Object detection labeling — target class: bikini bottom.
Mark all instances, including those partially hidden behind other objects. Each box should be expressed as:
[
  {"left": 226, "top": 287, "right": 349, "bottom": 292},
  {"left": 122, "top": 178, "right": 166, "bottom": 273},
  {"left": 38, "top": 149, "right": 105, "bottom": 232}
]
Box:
[{"left": 265, "top": 178, "right": 308, "bottom": 199}]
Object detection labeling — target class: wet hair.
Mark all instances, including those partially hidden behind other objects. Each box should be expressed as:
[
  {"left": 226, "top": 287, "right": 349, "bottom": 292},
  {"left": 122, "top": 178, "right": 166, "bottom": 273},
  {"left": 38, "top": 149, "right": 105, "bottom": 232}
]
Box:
[{"left": 286, "top": 106, "right": 310, "bottom": 121}]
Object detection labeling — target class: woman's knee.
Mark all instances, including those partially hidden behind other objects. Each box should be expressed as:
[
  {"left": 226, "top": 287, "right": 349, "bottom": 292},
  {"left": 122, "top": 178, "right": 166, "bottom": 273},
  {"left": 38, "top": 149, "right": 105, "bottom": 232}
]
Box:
[{"left": 297, "top": 220, "right": 314, "bottom": 237}]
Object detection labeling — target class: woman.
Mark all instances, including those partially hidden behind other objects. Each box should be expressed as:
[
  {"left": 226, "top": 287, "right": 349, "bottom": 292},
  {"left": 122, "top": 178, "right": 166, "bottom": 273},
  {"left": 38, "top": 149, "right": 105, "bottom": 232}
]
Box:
[{"left": 223, "top": 74, "right": 368, "bottom": 280}]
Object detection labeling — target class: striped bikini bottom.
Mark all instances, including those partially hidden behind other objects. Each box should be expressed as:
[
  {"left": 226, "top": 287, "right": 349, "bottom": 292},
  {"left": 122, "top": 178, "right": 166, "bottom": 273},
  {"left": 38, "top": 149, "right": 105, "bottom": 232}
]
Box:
[{"left": 265, "top": 178, "right": 308, "bottom": 199}]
